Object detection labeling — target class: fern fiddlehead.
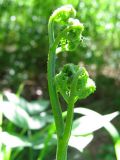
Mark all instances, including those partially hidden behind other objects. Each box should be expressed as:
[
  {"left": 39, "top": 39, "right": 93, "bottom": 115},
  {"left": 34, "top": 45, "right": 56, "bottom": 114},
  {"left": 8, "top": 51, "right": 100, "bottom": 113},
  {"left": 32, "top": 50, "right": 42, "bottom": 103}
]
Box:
[{"left": 47, "top": 5, "right": 96, "bottom": 160}]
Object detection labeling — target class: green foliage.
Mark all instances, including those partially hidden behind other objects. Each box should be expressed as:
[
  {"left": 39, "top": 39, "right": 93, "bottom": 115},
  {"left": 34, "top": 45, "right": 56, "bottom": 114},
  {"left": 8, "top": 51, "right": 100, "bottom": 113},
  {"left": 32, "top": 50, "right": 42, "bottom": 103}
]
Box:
[
  {"left": 47, "top": 4, "right": 119, "bottom": 160},
  {"left": 55, "top": 64, "right": 96, "bottom": 103},
  {"left": 0, "top": 0, "right": 120, "bottom": 89},
  {"left": 51, "top": 4, "right": 76, "bottom": 24},
  {"left": 48, "top": 4, "right": 92, "bottom": 159},
  {"left": 0, "top": 0, "right": 120, "bottom": 160},
  {"left": 0, "top": 92, "right": 54, "bottom": 159},
  {"left": 0, "top": 92, "right": 119, "bottom": 160},
  {"left": 58, "top": 18, "right": 84, "bottom": 52},
  {"left": 1, "top": 92, "right": 51, "bottom": 130}
]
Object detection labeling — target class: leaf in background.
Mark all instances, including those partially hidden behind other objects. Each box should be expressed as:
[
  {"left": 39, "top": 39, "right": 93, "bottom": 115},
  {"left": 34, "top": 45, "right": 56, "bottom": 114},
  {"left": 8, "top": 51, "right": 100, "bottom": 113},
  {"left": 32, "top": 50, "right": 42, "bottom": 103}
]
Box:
[
  {"left": 28, "top": 99, "right": 49, "bottom": 115},
  {"left": 0, "top": 102, "right": 52, "bottom": 130},
  {"left": 32, "top": 134, "right": 56, "bottom": 150},
  {"left": 28, "top": 114, "right": 53, "bottom": 130},
  {"left": 74, "top": 107, "right": 119, "bottom": 117},
  {"left": 72, "top": 108, "right": 119, "bottom": 135},
  {"left": 0, "top": 125, "right": 56, "bottom": 149},
  {"left": 69, "top": 134, "right": 93, "bottom": 152},
  {"left": 0, "top": 102, "right": 30, "bottom": 129},
  {"left": 3, "top": 92, "right": 49, "bottom": 115},
  {"left": 28, "top": 127, "right": 56, "bottom": 150},
  {"left": 0, "top": 132, "right": 31, "bottom": 148}
]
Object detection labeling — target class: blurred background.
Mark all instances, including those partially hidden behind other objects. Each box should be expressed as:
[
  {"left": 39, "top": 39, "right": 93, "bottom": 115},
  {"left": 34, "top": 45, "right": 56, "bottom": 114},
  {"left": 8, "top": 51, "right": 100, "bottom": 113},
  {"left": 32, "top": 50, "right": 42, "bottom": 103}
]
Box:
[{"left": 0, "top": 0, "right": 120, "bottom": 159}]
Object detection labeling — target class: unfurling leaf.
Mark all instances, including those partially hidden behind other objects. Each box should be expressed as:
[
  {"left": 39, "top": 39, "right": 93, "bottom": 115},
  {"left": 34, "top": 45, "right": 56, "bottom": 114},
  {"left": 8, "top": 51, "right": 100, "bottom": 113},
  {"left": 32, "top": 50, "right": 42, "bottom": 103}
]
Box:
[
  {"left": 55, "top": 64, "right": 96, "bottom": 103},
  {"left": 58, "top": 18, "right": 84, "bottom": 52},
  {"left": 51, "top": 5, "right": 76, "bottom": 25}
]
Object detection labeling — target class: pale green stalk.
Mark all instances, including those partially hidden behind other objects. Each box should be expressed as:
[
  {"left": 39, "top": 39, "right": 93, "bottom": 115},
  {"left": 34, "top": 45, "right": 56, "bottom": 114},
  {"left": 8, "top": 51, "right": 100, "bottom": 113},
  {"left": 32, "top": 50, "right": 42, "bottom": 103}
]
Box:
[
  {"left": 104, "top": 123, "right": 120, "bottom": 160},
  {"left": 48, "top": 21, "right": 78, "bottom": 159},
  {"left": 48, "top": 16, "right": 64, "bottom": 139},
  {"left": 0, "top": 94, "right": 3, "bottom": 159},
  {"left": 48, "top": 15, "right": 76, "bottom": 160}
]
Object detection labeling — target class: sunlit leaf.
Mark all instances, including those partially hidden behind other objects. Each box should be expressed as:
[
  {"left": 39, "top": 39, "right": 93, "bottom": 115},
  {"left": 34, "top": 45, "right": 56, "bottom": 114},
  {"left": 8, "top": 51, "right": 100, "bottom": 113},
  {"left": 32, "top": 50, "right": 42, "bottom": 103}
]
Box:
[
  {"left": 4, "top": 92, "right": 49, "bottom": 114},
  {"left": 74, "top": 107, "right": 119, "bottom": 117},
  {"left": 28, "top": 114, "right": 53, "bottom": 130},
  {"left": 69, "top": 134, "right": 93, "bottom": 152},
  {"left": 0, "top": 132, "right": 31, "bottom": 148},
  {"left": 29, "top": 99, "right": 49, "bottom": 115},
  {"left": 0, "top": 102, "right": 52, "bottom": 129},
  {"left": 32, "top": 134, "right": 56, "bottom": 150},
  {"left": 0, "top": 102, "right": 30, "bottom": 129},
  {"left": 72, "top": 107, "right": 119, "bottom": 135}
]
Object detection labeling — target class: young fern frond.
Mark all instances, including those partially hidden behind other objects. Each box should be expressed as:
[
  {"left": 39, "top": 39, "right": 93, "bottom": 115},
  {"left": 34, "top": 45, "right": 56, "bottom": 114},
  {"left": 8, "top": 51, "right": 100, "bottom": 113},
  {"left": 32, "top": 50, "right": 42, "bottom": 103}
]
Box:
[
  {"left": 58, "top": 18, "right": 84, "bottom": 52},
  {"left": 50, "top": 5, "right": 76, "bottom": 25},
  {"left": 47, "top": 4, "right": 96, "bottom": 160},
  {"left": 55, "top": 64, "right": 96, "bottom": 103}
]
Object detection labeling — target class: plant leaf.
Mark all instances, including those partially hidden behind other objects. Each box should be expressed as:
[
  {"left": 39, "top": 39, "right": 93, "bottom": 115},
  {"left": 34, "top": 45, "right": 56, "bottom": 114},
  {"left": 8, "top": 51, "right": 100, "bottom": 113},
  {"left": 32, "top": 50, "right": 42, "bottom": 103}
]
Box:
[
  {"left": 0, "top": 102, "right": 30, "bottom": 129},
  {"left": 0, "top": 132, "right": 31, "bottom": 148},
  {"left": 69, "top": 134, "right": 93, "bottom": 152},
  {"left": 55, "top": 64, "right": 96, "bottom": 103},
  {"left": 0, "top": 102, "right": 52, "bottom": 129},
  {"left": 4, "top": 92, "right": 49, "bottom": 114},
  {"left": 72, "top": 107, "right": 119, "bottom": 135}
]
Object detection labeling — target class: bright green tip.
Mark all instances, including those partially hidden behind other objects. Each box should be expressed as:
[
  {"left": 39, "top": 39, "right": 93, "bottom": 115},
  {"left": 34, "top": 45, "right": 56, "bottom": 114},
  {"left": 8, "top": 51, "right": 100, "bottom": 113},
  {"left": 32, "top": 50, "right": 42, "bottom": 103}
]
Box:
[
  {"left": 68, "top": 18, "right": 84, "bottom": 32},
  {"left": 51, "top": 4, "right": 76, "bottom": 24}
]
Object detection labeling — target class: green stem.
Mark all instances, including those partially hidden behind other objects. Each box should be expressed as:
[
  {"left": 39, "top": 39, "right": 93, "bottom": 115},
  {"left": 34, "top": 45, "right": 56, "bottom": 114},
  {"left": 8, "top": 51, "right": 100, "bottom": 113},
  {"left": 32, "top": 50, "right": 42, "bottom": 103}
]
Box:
[
  {"left": 48, "top": 14, "right": 82, "bottom": 160},
  {"left": 104, "top": 123, "right": 120, "bottom": 160},
  {"left": 64, "top": 71, "right": 80, "bottom": 142},
  {"left": 3, "top": 147, "right": 11, "bottom": 160},
  {"left": 37, "top": 125, "right": 55, "bottom": 160},
  {"left": 56, "top": 100, "right": 74, "bottom": 160},
  {"left": 48, "top": 17, "right": 64, "bottom": 138},
  {"left": 115, "top": 139, "right": 120, "bottom": 160},
  {"left": 0, "top": 94, "right": 3, "bottom": 130},
  {"left": 56, "top": 71, "right": 80, "bottom": 160},
  {"left": 0, "top": 94, "right": 3, "bottom": 157},
  {"left": 56, "top": 138, "right": 67, "bottom": 160},
  {"left": 63, "top": 96, "right": 74, "bottom": 143}
]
